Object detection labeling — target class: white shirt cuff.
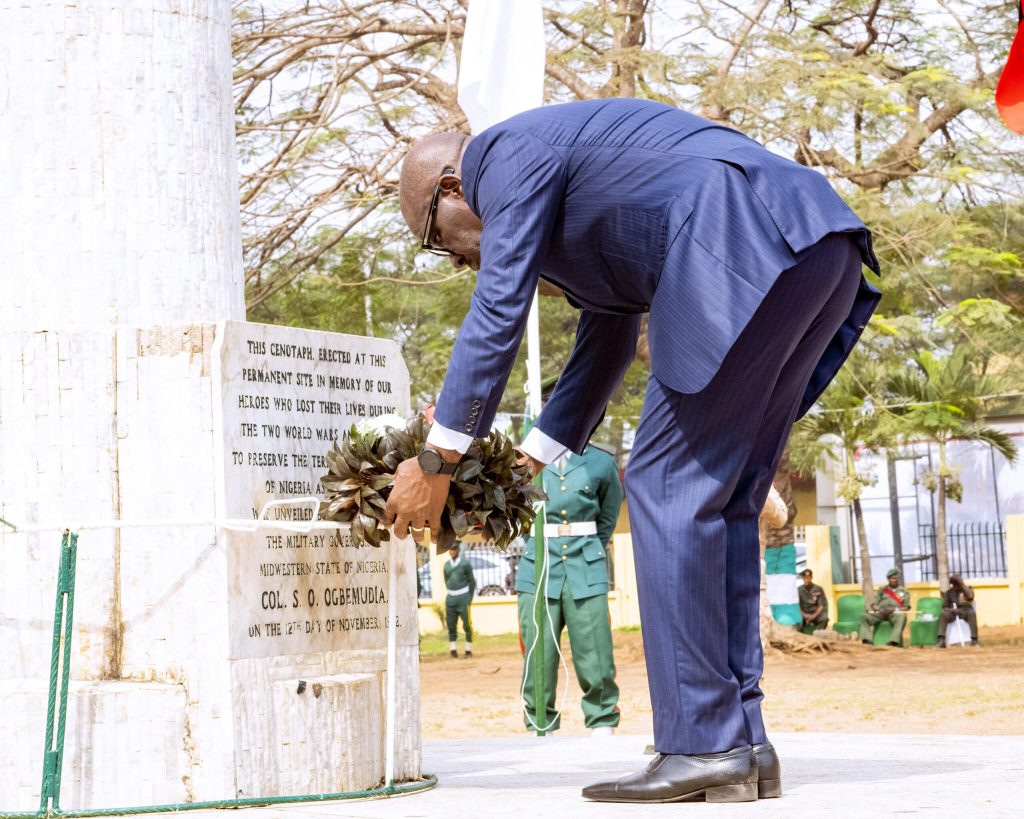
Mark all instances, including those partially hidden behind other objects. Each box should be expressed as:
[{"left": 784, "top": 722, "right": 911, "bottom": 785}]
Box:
[
  {"left": 520, "top": 426, "right": 569, "bottom": 465},
  {"left": 426, "top": 421, "right": 474, "bottom": 454}
]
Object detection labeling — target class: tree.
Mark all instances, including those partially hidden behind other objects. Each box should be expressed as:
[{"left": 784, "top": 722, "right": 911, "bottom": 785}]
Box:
[
  {"left": 233, "top": 0, "right": 1024, "bottom": 550},
  {"left": 887, "top": 344, "right": 1018, "bottom": 591},
  {"left": 232, "top": 0, "right": 670, "bottom": 311},
  {"left": 790, "top": 348, "right": 895, "bottom": 603}
]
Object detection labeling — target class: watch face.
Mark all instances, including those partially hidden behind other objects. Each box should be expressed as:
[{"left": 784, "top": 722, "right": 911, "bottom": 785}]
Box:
[{"left": 418, "top": 448, "right": 443, "bottom": 473}]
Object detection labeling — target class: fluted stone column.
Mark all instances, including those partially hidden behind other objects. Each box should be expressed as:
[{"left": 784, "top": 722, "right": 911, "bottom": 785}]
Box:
[
  {"left": 1, "top": 0, "right": 244, "bottom": 329},
  {"left": 0, "top": 2, "right": 243, "bottom": 806},
  {"left": 0, "top": 2, "right": 419, "bottom": 809}
]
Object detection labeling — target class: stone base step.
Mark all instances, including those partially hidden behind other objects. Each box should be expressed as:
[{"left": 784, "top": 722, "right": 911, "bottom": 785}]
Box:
[
  {"left": 0, "top": 679, "right": 189, "bottom": 812},
  {"left": 235, "top": 673, "right": 382, "bottom": 797}
]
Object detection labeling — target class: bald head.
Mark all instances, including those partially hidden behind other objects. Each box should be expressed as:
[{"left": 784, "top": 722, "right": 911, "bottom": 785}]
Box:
[
  {"left": 398, "top": 132, "right": 483, "bottom": 269},
  {"left": 399, "top": 132, "right": 468, "bottom": 234}
]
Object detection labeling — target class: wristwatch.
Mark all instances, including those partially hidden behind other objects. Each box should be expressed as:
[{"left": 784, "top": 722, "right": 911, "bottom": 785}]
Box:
[{"left": 417, "top": 447, "right": 459, "bottom": 476}]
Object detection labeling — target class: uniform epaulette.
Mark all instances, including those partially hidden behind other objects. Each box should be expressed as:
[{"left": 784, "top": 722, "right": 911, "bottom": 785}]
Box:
[{"left": 587, "top": 441, "right": 617, "bottom": 457}]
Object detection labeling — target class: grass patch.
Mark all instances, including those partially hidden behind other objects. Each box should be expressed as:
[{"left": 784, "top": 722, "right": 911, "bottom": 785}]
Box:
[
  {"left": 419, "top": 630, "right": 520, "bottom": 659},
  {"left": 419, "top": 626, "right": 643, "bottom": 660}
]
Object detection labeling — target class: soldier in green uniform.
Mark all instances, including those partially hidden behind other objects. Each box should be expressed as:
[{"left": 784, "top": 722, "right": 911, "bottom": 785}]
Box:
[
  {"left": 858, "top": 567, "right": 911, "bottom": 646},
  {"left": 797, "top": 569, "right": 828, "bottom": 631},
  {"left": 444, "top": 542, "right": 475, "bottom": 658},
  {"left": 516, "top": 431, "right": 624, "bottom": 735}
]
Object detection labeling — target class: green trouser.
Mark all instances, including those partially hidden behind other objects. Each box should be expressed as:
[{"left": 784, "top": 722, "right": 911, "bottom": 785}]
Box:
[
  {"left": 446, "top": 593, "right": 472, "bottom": 643},
  {"left": 801, "top": 614, "right": 828, "bottom": 633},
  {"left": 517, "top": 583, "right": 619, "bottom": 731},
  {"left": 858, "top": 610, "right": 907, "bottom": 645}
]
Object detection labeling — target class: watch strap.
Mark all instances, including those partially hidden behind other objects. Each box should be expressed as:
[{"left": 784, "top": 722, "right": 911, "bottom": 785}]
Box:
[
  {"left": 435, "top": 458, "right": 458, "bottom": 476},
  {"left": 418, "top": 448, "right": 458, "bottom": 475}
]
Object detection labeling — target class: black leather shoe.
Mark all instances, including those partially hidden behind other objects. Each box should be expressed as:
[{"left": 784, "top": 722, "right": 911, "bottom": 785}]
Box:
[
  {"left": 581, "top": 746, "right": 756, "bottom": 803},
  {"left": 450, "top": 650, "right": 458, "bottom": 658},
  {"left": 751, "top": 742, "right": 781, "bottom": 798}
]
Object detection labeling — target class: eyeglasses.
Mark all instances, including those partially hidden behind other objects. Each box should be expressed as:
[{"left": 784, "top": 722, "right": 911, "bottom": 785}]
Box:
[{"left": 420, "top": 166, "right": 456, "bottom": 256}]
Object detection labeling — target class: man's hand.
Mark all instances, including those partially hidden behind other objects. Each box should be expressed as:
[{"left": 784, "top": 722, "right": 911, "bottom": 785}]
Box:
[
  {"left": 515, "top": 450, "right": 546, "bottom": 479},
  {"left": 384, "top": 458, "right": 449, "bottom": 540}
]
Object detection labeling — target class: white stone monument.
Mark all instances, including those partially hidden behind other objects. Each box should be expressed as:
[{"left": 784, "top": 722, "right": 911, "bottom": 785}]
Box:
[{"left": 0, "top": 2, "right": 420, "bottom": 810}]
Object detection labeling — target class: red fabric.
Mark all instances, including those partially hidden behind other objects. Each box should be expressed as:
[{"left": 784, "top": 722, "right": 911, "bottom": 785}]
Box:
[
  {"left": 883, "top": 587, "right": 904, "bottom": 607},
  {"left": 996, "top": 14, "right": 1024, "bottom": 133}
]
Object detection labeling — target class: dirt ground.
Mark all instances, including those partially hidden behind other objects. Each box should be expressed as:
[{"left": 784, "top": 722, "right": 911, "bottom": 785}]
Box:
[{"left": 419, "top": 625, "right": 1024, "bottom": 739}]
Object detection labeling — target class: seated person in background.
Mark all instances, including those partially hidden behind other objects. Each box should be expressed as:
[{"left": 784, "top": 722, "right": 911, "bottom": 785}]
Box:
[
  {"left": 858, "top": 567, "right": 911, "bottom": 647},
  {"left": 797, "top": 569, "right": 828, "bottom": 632},
  {"left": 938, "top": 573, "right": 978, "bottom": 647}
]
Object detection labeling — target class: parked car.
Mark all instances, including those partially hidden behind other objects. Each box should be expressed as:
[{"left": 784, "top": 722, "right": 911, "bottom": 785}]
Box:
[{"left": 417, "top": 549, "right": 519, "bottom": 598}]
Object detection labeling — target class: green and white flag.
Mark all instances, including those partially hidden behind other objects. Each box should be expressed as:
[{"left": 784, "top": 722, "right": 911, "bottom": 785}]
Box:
[{"left": 765, "top": 544, "right": 801, "bottom": 625}]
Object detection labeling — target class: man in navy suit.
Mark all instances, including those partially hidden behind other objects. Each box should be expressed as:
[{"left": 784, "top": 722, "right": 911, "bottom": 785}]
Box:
[{"left": 385, "top": 99, "right": 879, "bottom": 803}]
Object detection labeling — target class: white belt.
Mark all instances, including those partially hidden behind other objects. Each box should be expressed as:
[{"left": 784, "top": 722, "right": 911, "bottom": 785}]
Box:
[
  {"left": 447, "top": 586, "right": 470, "bottom": 596},
  {"left": 543, "top": 521, "right": 597, "bottom": 537}
]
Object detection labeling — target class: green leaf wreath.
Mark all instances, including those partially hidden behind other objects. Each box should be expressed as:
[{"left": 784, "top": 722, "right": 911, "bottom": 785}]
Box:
[{"left": 319, "top": 415, "right": 546, "bottom": 551}]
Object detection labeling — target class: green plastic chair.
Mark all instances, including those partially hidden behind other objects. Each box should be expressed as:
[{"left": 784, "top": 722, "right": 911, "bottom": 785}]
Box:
[
  {"left": 833, "top": 594, "right": 864, "bottom": 635},
  {"left": 910, "top": 597, "right": 944, "bottom": 647}
]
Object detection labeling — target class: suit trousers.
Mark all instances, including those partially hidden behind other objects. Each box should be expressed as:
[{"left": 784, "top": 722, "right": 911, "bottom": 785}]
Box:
[{"left": 625, "top": 232, "right": 865, "bottom": 754}]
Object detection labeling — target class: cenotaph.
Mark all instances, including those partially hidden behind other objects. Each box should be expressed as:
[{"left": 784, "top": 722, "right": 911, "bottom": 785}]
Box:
[{"left": 0, "top": 2, "right": 421, "bottom": 810}]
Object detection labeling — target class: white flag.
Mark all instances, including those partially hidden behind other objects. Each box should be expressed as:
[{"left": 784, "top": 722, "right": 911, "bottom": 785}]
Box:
[{"left": 457, "top": 0, "right": 545, "bottom": 134}]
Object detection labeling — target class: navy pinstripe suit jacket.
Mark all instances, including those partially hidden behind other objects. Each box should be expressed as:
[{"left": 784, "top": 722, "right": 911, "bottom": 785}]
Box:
[{"left": 433, "top": 99, "right": 880, "bottom": 453}]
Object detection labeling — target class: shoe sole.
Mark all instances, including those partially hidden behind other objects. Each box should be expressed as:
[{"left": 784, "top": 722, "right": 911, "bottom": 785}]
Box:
[
  {"left": 583, "top": 781, "right": 757, "bottom": 803},
  {"left": 758, "top": 778, "right": 782, "bottom": 798}
]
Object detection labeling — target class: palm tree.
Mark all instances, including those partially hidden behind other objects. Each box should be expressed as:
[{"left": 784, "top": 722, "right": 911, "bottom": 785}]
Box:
[
  {"left": 790, "top": 359, "right": 894, "bottom": 604},
  {"left": 887, "top": 347, "right": 1018, "bottom": 592}
]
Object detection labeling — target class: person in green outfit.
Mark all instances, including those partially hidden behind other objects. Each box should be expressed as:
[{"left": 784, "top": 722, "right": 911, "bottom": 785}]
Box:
[
  {"left": 797, "top": 569, "right": 828, "bottom": 631},
  {"left": 516, "top": 394, "right": 624, "bottom": 736},
  {"left": 444, "top": 542, "right": 475, "bottom": 658},
  {"left": 859, "top": 567, "right": 911, "bottom": 647}
]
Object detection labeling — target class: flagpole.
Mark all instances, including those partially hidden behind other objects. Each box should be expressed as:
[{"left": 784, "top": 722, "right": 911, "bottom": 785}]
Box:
[{"left": 457, "top": 0, "right": 549, "bottom": 737}]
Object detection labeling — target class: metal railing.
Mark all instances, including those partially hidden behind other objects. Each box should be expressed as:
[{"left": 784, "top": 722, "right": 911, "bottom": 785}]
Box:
[
  {"left": 416, "top": 541, "right": 525, "bottom": 599},
  {"left": 918, "top": 521, "right": 1008, "bottom": 580},
  {"left": 418, "top": 536, "right": 619, "bottom": 599},
  {"left": 415, "top": 545, "right": 431, "bottom": 599}
]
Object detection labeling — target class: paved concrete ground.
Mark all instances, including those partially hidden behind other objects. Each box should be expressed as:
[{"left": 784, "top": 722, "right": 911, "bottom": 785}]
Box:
[{"left": 158, "top": 733, "right": 1024, "bottom": 818}]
